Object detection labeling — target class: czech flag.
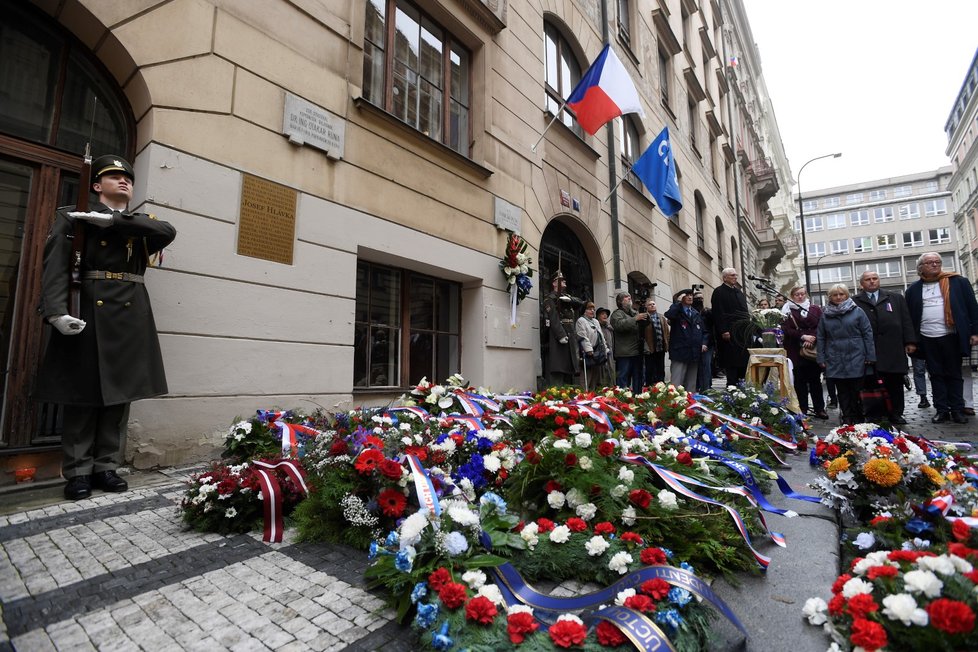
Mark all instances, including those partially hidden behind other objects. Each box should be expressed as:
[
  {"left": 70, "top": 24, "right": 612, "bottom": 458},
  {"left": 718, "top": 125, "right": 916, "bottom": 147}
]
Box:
[{"left": 566, "top": 44, "right": 645, "bottom": 135}]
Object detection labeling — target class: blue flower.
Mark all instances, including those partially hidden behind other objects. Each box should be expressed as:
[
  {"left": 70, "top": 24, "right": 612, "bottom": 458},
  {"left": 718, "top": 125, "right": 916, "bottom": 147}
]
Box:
[
  {"left": 905, "top": 518, "right": 933, "bottom": 535},
  {"left": 368, "top": 541, "right": 379, "bottom": 560},
  {"left": 654, "top": 608, "right": 683, "bottom": 632},
  {"left": 415, "top": 602, "right": 439, "bottom": 629},
  {"left": 476, "top": 436, "right": 494, "bottom": 452},
  {"left": 385, "top": 531, "right": 399, "bottom": 547},
  {"left": 668, "top": 587, "right": 692, "bottom": 607},
  {"left": 480, "top": 492, "right": 507, "bottom": 515},
  {"left": 661, "top": 548, "right": 674, "bottom": 560},
  {"left": 395, "top": 548, "right": 415, "bottom": 572},
  {"left": 444, "top": 531, "right": 469, "bottom": 556},
  {"left": 679, "top": 561, "right": 695, "bottom": 574},
  {"left": 431, "top": 621, "right": 454, "bottom": 650},
  {"left": 411, "top": 582, "right": 428, "bottom": 604},
  {"left": 455, "top": 454, "right": 486, "bottom": 489}
]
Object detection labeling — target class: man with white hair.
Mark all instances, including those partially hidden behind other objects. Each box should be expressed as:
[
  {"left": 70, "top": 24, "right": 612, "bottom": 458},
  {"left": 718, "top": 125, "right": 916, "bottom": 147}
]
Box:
[{"left": 710, "top": 268, "right": 750, "bottom": 384}]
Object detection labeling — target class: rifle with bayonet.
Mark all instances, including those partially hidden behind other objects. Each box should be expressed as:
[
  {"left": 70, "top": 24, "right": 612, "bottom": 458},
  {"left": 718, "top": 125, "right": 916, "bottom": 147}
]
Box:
[{"left": 68, "top": 144, "right": 92, "bottom": 319}]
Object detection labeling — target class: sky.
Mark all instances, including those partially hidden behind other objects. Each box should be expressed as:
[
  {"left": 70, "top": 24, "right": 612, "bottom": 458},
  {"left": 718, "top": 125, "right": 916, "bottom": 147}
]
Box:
[{"left": 741, "top": 0, "right": 978, "bottom": 193}]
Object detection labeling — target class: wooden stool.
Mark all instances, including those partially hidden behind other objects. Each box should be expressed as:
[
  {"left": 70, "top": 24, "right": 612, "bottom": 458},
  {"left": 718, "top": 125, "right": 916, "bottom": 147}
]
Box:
[{"left": 746, "top": 348, "right": 801, "bottom": 415}]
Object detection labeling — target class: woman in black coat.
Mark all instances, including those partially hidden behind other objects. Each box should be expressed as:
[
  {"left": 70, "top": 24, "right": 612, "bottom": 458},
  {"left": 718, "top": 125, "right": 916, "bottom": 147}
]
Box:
[{"left": 781, "top": 287, "right": 827, "bottom": 419}]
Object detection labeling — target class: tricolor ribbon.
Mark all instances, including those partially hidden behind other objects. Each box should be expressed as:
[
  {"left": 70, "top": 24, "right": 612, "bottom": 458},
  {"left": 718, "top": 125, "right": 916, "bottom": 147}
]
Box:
[
  {"left": 495, "top": 394, "right": 533, "bottom": 409},
  {"left": 621, "top": 454, "right": 771, "bottom": 570},
  {"left": 461, "top": 391, "right": 502, "bottom": 413},
  {"left": 387, "top": 406, "right": 431, "bottom": 420},
  {"left": 925, "top": 494, "right": 953, "bottom": 517},
  {"left": 274, "top": 421, "right": 323, "bottom": 456},
  {"left": 256, "top": 409, "right": 287, "bottom": 423},
  {"left": 452, "top": 391, "right": 485, "bottom": 416},
  {"left": 688, "top": 401, "right": 797, "bottom": 449},
  {"left": 570, "top": 401, "right": 615, "bottom": 431},
  {"left": 483, "top": 413, "right": 514, "bottom": 428},
  {"left": 254, "top": 459, "right": 308, "bottom": 543},
  {"left": 405, "top": 454, "right": 442, "bottom": 518},
  {"left": 442, "top": 414, "right": 486, "bottom": 432}
]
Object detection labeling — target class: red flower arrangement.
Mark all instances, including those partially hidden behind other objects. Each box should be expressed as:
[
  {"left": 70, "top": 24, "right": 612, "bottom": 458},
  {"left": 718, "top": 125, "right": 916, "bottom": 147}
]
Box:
[
  {"left": 438, "top": 582, "right": 468, "bottom": 610},
  {"left": 464, "top": 596, "right": 498, "bottom": 625},
  {"left": 377, "top": 488, "right": 407, "bottom": 517},
  {"left": 926, "top": 598, "right": 975, "bottom": 635},
  {"left": 629, "top": 489, "right": 652, "bottom": 509},
  {"left": 595, "top": 620, "right": 627, "bottom": 646},
  {"left": 506, "top": 611, "right": 539, "bottom": 644},
  {"left": 548, "top": 616, "right": 587, "bottom": 648}
]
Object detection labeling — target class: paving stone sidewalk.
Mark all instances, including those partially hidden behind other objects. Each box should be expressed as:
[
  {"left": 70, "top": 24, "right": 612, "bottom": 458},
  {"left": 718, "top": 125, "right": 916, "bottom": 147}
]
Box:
[{"left": 1, "top": 383, "right": 974, "bottom": 652}]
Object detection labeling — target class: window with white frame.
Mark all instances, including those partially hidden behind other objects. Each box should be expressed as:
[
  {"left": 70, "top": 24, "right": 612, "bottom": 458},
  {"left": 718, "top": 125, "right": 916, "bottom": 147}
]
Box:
[
  {"left": 877, "top": 260, "right": 902, "bottom": 277},
  {"left": 845, "top": 192, "right": 863, "bottom": 205},
  {"left": 898, "top": 203, "right": 920, "bottom": 219},
  {"left": 793, "top": 218, "right": 801, "bottom": 233},
  {"left": 853, "top": 236, "right": 873, "bottom": 253},
  {"left": 876, "top": 234, "right": 897, "bottom": 250},
  {"left": 818, "top": 265, "right": 852, "bottom": 284},
  {"left": 807, "top": 242, "right": 826, "bottom": 257},
  {"left": 902, "top": 231, "right": 924, "bottom": 247},
  {"left": 830, "top": 239, "right": 849, "bottom": 254},
  {"left": 929, "top": 227, "right": 951, "bottom": 244},
  {"left": 922, "top": 180, "right": 939, "bottom": 194},
  {"left": 924, "top": 199, "right": 947, "bottom": 216},
  {"left": 850, "top": 210, "right": 870, "bottom": 225},
  {"left": 804, "top": 216, "right": 824, "bottom": 232},
  {"left": 893, "top": 185, "right": 912, "bottom": 198},
  {"left": 869, "top": 189, "right": 886, "bottom": 200},
  {"left": 824, "top": 197, "right": 840, "bottom": 208},
  {"left": 872, "top": 207, "right": 893, "bottom": 222},
  {"left": 802, "top": 199, "right": 818, "bottom": 211},
  {"left": 826, "top": 213, "right": 847, "bottom": 229}
]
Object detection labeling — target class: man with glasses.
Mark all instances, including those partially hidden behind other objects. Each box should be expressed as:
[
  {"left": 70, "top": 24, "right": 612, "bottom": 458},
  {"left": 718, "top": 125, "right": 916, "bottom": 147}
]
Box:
[{"left": 905, "top": 253, "right": 978, "bottom": 424}]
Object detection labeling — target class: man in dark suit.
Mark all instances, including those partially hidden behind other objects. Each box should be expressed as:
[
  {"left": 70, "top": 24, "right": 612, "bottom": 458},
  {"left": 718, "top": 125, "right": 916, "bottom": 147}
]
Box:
[
  {"left": 905, "top": 252, "right": 978, "bottom": 424},
  {"left": 711, "top": 268, "right": 750, "bottom": 384},
  {"left": 37, "top": 155, "right": 177, "bottom": 499},
  {"left": 853, "top": 271, "right": 917, "bottom": 424}
]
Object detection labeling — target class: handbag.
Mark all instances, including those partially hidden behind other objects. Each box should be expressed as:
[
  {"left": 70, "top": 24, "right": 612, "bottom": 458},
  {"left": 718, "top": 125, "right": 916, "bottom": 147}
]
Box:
[
  {"left": 860, "top": 372, "right": 892, "bottom": 419},
  {"left": 789, "top": 312, "right": 819, "bottom": 361}
]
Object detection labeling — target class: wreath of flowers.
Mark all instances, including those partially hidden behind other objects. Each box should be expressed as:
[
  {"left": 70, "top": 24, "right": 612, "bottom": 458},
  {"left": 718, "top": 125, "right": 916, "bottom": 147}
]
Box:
[{"left": 500, "top": 233, "right": 533, "bottom": 303}]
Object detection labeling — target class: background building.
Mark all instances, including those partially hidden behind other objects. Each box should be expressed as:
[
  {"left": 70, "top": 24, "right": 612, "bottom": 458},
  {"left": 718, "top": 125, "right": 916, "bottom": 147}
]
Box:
[
  {"left": 946, "top": 48, "right": 978, "bottom": 289},
  {"left": 0, "top": 0, "right": 792, "bottom": 483},
  {"left": 793, "top": 168, "right": 955, "bottom": 304}
]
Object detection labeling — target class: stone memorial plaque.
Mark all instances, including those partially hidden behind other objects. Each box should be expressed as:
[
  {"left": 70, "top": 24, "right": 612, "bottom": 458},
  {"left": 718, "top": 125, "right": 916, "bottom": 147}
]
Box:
[
  {"left": 283, "top": 92, "right": 345, "bottom": 159},
  {"left": 237, "top": 174, "right": 297, "bottom": 265},
  {"left": 493, "top": 196, "right": 522, "bottom": 233}
]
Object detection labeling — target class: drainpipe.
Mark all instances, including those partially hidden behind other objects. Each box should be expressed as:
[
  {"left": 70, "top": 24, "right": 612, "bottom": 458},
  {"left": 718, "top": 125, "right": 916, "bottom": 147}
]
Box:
[{"left": 601, "top": 0, "right": 622, "bottom": 289}]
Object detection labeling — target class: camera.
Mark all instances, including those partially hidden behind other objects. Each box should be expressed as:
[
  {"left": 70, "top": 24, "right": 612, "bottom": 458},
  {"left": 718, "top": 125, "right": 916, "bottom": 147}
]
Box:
[{"left": 691, "top": 284, "right": 704, "bottom": 291}]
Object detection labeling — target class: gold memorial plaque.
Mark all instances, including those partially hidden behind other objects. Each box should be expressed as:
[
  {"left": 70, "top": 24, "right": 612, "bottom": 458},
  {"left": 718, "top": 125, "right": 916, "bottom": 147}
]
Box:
[{"left": 237, "top": 174, "right": 297, "bottom": 265}]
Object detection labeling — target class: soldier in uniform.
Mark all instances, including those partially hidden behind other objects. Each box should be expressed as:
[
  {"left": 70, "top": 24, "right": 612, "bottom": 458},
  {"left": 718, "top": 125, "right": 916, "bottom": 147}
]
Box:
[
  {"left": 37, "top": 155, "right": 177, "bottom": 500},
  {"left": 542, "top": 270, "right": 580, "bottom": 386}
]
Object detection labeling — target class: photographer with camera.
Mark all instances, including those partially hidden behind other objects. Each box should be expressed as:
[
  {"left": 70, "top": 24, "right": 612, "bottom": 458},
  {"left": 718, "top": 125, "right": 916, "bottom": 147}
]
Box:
[{"left": 611, "top": 291, "right": 647, "bottom": 393}]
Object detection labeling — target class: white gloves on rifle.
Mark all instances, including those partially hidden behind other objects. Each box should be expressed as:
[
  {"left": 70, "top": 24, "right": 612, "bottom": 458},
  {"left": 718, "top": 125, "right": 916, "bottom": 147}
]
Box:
[
  {"left": 49, "top": 315, "right": 86, "bottom": 335},
  {"left": 67, "top": 211, "right": 114, "bottom": 228}
]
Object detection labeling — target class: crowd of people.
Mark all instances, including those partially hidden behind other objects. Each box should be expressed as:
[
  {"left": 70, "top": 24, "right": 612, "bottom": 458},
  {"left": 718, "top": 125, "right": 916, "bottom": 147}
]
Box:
[{"left": 546, "top": 252, "right": 978, "bottom": 428}]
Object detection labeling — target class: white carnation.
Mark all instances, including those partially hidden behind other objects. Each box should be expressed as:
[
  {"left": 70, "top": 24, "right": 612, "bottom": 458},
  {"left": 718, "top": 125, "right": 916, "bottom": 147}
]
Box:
[
  {"left": 553, "top": 439, "right": 572, "bottom": 450},
  {"left": 578, "top": 456, "right": 593, "bottom": 471},
  {"left": 903, "top": 570, "right": 943, "bottom": 598},
  {"left": 917, "top": 554, "right": 960, "bottom": 576},
  {"left": 462, "top": 570, "right": 487, "bottom": 589},
  {"left": 801, "top": 597, "right": 827, "bottom": 626},
  {"left": 585, "top": 535, "right": 610, "bottom": 556},
  {"left": 477, "top": 584, "right": 505, "bottom": 606},
  {"left": 618, "top": 467, "right": 635, "bottom": 483},
  {"left": 547, "top": 491, "right": 566, "bottom": 509},
  {"left": 608, "top": 551, "right": 633, "bottom": 575},
  {"left": 841, "top": 577, "right": 874, "bottom": 599},
  {"left": 657, "top": 490, "right": 679, "bottom": 510},
  {"left": 574, "top": 433, "right": 593, "bottom": 448},
  {"left": 614, "top": 588, "right": 636, "bottom": 605},
  {"left": 611, "top": 484, "right": 628, "bottom": 498},
  {"left": 882, "top": 593, "right": 929, "bottom": 626},
  {"left": 549, "top": 525, "right": 571, "bottom": 544},
  {"left": 576, "top": 502, "right": 597, "bottom": 521},
  {"left": 621, "top": 506, "right": 637, "bottom": 526},
  {"left": 566, "top": 488, "right": 586, "bottom": 508}
]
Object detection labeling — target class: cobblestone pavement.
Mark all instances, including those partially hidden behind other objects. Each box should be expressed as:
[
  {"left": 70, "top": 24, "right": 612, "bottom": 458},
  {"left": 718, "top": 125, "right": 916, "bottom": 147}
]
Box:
[{"left": 1, "top": 383, "right": 974, "bottom": 651}]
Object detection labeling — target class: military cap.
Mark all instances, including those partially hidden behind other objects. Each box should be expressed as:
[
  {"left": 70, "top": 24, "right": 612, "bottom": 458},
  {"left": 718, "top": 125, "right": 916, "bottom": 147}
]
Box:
[{"left": 91, "top": 155, "right": 134, "bottom": 183}]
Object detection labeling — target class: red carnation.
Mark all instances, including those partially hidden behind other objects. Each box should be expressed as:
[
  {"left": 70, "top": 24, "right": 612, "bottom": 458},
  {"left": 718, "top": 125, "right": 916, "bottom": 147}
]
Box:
[
  {"left": 594, "top": 522, "right": 616, "bottom": 536},
  {"left": 866, "top": 565, "right": 899, "bottom": 580},
  {"left": 849, "top": 617, "right": 888, "bottom": 651},
  {"left": 438, "top": 582, "right": 468, "bottom": 610},
  {"left": 554, "top": 427, "right": 569, "bottom": 438},
  {"left": 869, "top": 515, "right": 892, "bottom": 527},
  {"left": 377, "top": 488, "right": 407, "bottom": 517},
  {"left": 566, "top": 517, "right": 587, "bottom": 532},
  {"left": 640, "top": 547, "right": 667, "bottom": 565},
  {"left": 507, "top": 611, "right": 539, "bottom": 644},
  {"left": 403, "top": 445, "right": 427, "bottom": 461},
  {"left": 565, "top": 453, "right": 578, "bottom": 467},
  {"left": 526, "top": 450, "right": 543, "bottom": 465},
  {"left": 623, "top": 593, "right": 656, "bottom": 613},
  {"left": 545, "top": 480, "right": 563, "bottom": 494},
  {"left": 845, "top": 593, "right": 879, "bottom": 620},
  {"left": 965, "top": 569, "right": 978, "bottom": 584},
  {"left": 378, "top": 458, "right": 404, "bottom": 480},
  {"left": 329, "top": 439, "right": 349, "bottom": 456},
  {"left": 594, "top": 422, "right": 610, "bottom": 434},
  {"left": 536, "top": 518, "right": 556, "bottom": 533},
  {"left": 641, "top": 578, "right": 671, "bottom": 600},
  {"left": 827, "top": 593, "right": 846, "bottom": 617},
  {"left": 620, "top": 532, "right": 643, "bottom": 545},
  {"left": 676, "top": 451, "right": 694, "bottom": 466},
  {"left": 428, "top": 567, "right": 451, "bottom": 592},
  {"left": 826, "top": 444, "right": 841, "bottom": 457},
  {"left": 354, "top": 449, "right": 385, "bottom": 474},
  {"left": 554, "top": 416, "right": 565, "bottom": 426},
  {"left": 629, "top": 489, "right": 652, "bottom": 509},
  {"left": 831, "top": 574, "right": 853, "bottom": 595},
  {"left": 598, "top": 440, "right": 616, "bottom": 457},
  {"left": 595, "top": 620, "right": 627, "bottom": 646},
  {"left": 926, "top": 598, "right": 976, "bottom": 635},
  {"left": 464, "top": 595, "right": 498, "bottom": 625},
  {"left": 953, "top": 518, "right": 972, "bottom": 543},
  {"left": 549, "top": 618, "right": 587, "bottom": 648}
]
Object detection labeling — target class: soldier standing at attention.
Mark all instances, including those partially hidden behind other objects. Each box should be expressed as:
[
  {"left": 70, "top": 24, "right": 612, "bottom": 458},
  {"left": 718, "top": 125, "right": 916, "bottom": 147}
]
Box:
[
  {"left": 37, "top": 155, "right": 177, "bottom": 500},
  {"left": 542, "top": 270, "right": 580, "bottom": 386}
]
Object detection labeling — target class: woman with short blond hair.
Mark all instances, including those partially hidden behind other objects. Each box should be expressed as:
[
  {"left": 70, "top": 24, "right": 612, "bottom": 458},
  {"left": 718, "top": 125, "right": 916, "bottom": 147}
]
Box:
[{"left": 816, "top": 284, "right": 876, "bottom": 425}]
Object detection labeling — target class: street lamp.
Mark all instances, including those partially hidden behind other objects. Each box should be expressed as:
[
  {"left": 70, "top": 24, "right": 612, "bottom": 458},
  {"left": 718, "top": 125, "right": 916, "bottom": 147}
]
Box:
[{"left": 798, "top": 152, "right": 842, "bottom": 290}]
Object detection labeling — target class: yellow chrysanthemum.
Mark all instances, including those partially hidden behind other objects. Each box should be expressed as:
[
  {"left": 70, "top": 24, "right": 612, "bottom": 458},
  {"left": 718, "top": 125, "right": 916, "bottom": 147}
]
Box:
[
  {"left": 826, "top": 457, "right": 851, "bottom": 480},
  {"left": 947, "top": 470, "right": 965, "bottom": 485},
  {"left": 920, "top": 465, "right": 946, "bottom": 487},
  {"left": 862, "top": 458, "right": 903, "bottom": 488}
]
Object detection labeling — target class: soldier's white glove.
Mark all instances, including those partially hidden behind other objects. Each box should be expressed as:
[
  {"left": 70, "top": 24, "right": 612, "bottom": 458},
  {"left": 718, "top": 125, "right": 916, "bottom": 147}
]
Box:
[
  {"left": 68, "top": 211, "right": 114, "bottom": 228},
  {"left": 559, "top": 295, "right": 572, "bottom": 302},
  {"left": 49, "top": 315, "right": 86, "bottom": 335},
  {"left": 559, "top": 337, "right": 569, "bottom": 344}
]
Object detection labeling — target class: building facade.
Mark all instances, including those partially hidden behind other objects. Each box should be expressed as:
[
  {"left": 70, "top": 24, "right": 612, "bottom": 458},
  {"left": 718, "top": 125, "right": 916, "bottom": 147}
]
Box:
[
  {"left": 945, "top": 48, "right": 978, "bottom": 290},
  {"left": 0, "top": 0, "right": 791, "bottom": 483},
  {"left": 793, "top": 168, "right": 955, "bottom": 304}
]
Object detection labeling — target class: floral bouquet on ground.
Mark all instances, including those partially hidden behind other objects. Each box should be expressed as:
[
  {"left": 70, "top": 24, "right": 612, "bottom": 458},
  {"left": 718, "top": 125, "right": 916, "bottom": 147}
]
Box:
[
  {"left": 808, "top": 424, "right": 947, "bottom": 523},
  {"left": 803, "top": 539, "right": 978, "bottom": 651},
  {"left": 180, "top": 459, "right": 305, "bottom": 534},
  {"left": 706, "top": 381, "right": 807, "bottom": 456}
]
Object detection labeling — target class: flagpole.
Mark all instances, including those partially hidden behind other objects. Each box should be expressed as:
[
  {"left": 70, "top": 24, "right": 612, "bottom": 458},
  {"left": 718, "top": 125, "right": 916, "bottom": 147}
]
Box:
[
  {"left": 603, "top": 162, "right": 635, "bottom": 202},
  {"left": 531, "top": 99, "right": 570, "bottom": 152}
]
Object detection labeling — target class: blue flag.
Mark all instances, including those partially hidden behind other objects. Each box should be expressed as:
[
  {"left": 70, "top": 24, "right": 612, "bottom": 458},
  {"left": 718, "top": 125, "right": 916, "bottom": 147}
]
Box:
[{"left": 631, "top": 127, "right": 683, "bottom": 217}]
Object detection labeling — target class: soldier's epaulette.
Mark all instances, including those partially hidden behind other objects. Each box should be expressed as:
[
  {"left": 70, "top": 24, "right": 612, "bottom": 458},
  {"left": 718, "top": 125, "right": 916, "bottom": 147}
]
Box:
[{"left": 148, "top": 213, "right": 158, "bottom": 220}]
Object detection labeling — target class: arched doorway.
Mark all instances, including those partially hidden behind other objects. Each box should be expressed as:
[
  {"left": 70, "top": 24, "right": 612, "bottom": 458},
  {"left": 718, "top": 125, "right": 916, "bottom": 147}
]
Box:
[
  {"left": 0, "top": 2, "right": 134, "bottom": 468},
  {"left": 538, "top": 219, "right": 595, "bottom": 385}
]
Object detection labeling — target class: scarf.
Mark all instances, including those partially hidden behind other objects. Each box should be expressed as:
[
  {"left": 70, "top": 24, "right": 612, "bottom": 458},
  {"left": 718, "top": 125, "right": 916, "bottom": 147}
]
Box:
[
  {"left": 921, "top": 271, "right": 959, "bottom": 328},
  {"left": 822, "top": 297, "right": 857, "bottom": 317},
  {"left": 783, "top": 298, "right": 810, "bottom": 318}
]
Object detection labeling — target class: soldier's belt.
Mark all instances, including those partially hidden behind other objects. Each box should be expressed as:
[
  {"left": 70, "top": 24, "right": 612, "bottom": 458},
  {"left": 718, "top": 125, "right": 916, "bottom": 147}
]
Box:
[
  {"left": 82, "top": 271, "right": 144, "bottom": 283},
  {"left": 560, "top": 319, "right": 574, "bottom": 324}
]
